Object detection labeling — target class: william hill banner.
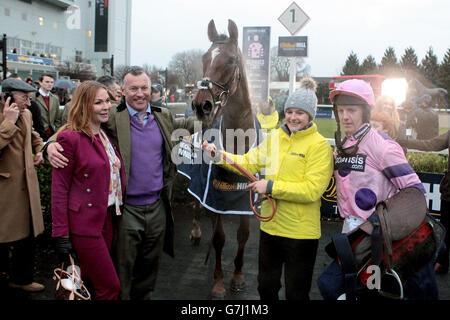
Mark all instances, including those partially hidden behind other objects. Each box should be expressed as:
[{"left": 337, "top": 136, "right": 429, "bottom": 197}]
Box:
[
  {"left": 7, "top": 53, "right": 56, "bottom": 66},
  {"left": 278, "top": 36, "right": 308, "bottom": 57}
]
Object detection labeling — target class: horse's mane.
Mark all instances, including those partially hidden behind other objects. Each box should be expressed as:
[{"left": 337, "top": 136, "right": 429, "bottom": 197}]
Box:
[{"left": 411, "top": 78, "right": 425, "bottom": 88}]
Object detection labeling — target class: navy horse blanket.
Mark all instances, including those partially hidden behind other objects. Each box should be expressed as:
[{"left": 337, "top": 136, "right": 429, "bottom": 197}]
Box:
[{"left": 176, "top": 116, "right": 264, "bottom": 214}]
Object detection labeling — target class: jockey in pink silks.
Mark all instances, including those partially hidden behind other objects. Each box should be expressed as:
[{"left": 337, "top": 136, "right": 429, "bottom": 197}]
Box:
[
  {"left": 330, "top": 79, "right": 427, "bottom": 233},
  {"left": 317, "top": 79, "right": 439, "bottom": 301}
]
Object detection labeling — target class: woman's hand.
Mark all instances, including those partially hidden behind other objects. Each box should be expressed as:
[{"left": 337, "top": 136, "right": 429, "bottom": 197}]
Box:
[
  {"left": 55, "top": 236, "right": 76, "bottom": 264},
  {"left": 202, "top": 140, "right": 218, "bottom": 158},
  {"left": 247, "top": 179, "right": 268, "bottom": 194}
]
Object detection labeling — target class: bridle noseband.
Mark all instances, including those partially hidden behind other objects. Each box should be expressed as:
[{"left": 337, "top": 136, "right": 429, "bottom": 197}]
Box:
[{"left": 197, "top": 64, "right": 239, "bottom": 107}]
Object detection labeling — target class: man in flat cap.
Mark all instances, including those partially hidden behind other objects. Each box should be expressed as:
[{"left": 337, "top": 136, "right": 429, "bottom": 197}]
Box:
[{"left": 0, "top": 78, "right": 45, "bottom": 293}]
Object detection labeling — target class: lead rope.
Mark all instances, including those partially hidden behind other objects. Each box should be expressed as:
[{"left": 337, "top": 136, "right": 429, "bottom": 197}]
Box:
[
  {"left": 179, "top": 138, "right": 278, "bottom": 222},
  {"left": 218, "top": 151, "right": 278, "bottom": 222}
]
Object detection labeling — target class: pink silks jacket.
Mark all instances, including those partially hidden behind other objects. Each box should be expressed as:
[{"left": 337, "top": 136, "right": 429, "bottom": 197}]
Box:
[{"left": 334, "top": 124, "right": 427, "bottom": 223}]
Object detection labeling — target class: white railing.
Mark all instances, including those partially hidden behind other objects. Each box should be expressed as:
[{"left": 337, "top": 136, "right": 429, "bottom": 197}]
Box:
[
  {"left": 326, "top": 138, "right": 448, "bottom": 155},
  {"left": 319, "top": 104, "right": 450, "bottom": 113}
]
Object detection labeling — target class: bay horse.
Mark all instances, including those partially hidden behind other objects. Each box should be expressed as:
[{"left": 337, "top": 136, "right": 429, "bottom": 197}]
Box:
[{"left": 191, "top": 19, "right": 257, "bottom": 299}]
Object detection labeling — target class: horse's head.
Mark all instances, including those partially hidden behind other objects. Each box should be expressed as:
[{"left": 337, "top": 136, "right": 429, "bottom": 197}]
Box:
[
  {"left": 407, "top": 78, "right": 425, "bottom": 96},
  {"left": 192, "top": 19, "right": 243, "bottom": 128}
]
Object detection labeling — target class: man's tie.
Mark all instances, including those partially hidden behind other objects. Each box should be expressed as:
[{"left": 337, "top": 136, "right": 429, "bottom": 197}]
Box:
[
  {"left": 136, "top": 112, "right": 149, "bottom": 126},
  {"left": 42, "top": 95, "right": 50, "bottom": 110}
]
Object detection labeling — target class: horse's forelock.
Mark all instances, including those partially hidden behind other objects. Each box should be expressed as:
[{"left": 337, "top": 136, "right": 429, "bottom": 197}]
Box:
[{"left": 212, "top": 34, "right": 229, "bottom": 44}]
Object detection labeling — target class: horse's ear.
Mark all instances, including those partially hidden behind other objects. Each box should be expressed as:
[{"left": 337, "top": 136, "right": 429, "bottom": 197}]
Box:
[
  {"left": 228, "top": 19, "right": 238, "bottom": 44},
  {"left": 208, "top": 19, "right": 218, "bottom": 43}
]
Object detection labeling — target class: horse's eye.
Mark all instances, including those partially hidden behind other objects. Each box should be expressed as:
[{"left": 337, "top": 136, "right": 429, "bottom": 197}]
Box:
[{"left": 227, "top": 57, "right": 235, "bottom": 65}]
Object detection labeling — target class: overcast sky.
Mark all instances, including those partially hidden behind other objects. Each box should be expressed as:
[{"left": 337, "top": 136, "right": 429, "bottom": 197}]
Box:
[{"left": 130, "top": 0, "right": 450, "bottom": 77}]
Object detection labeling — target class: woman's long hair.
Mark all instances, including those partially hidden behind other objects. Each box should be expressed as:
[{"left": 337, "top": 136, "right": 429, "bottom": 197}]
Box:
[
  {"left": 371, "top": 111, "right": 396, "bottom": 138},
  {"left": 57, "top": 80, "right": 107, "bottom": 139},
  {"left": 374, "top": 95, "right": 402, "bottom": 137}
]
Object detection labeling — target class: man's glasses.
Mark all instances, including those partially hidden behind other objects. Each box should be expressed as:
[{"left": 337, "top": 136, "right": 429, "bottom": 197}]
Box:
[{"left": 14, "top": 94, "right": 31, "bottom": 102}]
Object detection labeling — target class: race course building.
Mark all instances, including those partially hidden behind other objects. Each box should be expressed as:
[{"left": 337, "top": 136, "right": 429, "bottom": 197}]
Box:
[{"left": 0, "top": 0, "right": 131, "bottom": 80}]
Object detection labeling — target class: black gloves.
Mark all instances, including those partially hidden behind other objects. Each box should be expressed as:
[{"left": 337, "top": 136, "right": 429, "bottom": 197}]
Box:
[{"left": 55, "top": 236, "right": 77, "bottom": 264}]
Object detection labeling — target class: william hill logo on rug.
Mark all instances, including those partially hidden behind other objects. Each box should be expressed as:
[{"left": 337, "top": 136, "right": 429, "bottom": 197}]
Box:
[
  {"left": 335, "top": 154, "right": 366, "bottom": 172},
  {"left": 212, "top": 179, "right": 249, "bottom": 191}
]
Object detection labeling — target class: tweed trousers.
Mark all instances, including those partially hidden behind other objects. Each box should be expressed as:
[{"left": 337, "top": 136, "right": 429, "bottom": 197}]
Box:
[{"left": 113, "top": 198, "right": 166, "bottom": 300}]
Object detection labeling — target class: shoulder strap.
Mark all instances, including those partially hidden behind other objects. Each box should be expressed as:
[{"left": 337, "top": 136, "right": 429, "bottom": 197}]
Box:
[
  {"left": 332, "top": 233, "right": 358, "bottom": 301},
  {"left": 367, "top": 211, "right": 383, "bottom": 267}
]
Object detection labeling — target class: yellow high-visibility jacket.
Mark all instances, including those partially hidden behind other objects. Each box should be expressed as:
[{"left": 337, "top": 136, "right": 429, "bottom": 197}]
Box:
[
  {"left": 257, "top": 110, "right": 279, "bottom": 130},
  {"left": 217, "top": 123, "right": 333, "bottom": 239}
]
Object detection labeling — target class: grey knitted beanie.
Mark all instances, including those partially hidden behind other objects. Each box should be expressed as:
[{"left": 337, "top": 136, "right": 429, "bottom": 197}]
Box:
[{"left": 284, "top": 77, "right": 318, "bottom": 120}]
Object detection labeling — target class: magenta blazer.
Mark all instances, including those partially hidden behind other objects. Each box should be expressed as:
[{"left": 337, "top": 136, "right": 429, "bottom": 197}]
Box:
[{"left": 51, "top": 130, "right": 126, "bottom": 238}]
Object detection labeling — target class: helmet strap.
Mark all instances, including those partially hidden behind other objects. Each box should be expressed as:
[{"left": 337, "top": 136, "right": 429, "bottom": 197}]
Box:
[
  {"left": 333, "top": 104, "right": 371, "bottom": 157},
  {"left": 333, "top": 104, "right": 344, "bottom": 153}
]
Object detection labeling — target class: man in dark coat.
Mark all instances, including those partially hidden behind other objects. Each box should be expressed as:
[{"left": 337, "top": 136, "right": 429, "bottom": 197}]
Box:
[{"left": 411, "top": 94, "right": 439, "bottom": 140}]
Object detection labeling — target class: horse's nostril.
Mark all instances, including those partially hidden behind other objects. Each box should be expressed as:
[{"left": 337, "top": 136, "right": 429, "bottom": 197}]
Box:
[{"left": 203, "top": 101, "right": 213, "bottom": 114}]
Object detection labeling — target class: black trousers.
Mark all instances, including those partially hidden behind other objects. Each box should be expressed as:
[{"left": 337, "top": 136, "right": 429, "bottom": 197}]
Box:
[
  {"left": 0, "top": 237, "right": 35, "bottom": 285},
  {"left": 257, "top": 230, "right": 318, "bottom": 301},
  {"left": 437, "top": 200, "right": 450, "bottom": 270}
]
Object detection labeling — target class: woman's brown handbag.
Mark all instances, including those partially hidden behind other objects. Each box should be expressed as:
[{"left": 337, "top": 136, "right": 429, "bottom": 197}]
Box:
[{"left": 53, "top": 255, "right": 91, "bottom": 300}]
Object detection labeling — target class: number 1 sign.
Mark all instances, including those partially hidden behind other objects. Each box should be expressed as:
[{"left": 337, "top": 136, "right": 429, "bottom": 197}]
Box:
[{"left": 278, "top": 2, "right": 310, "bottom": 36}]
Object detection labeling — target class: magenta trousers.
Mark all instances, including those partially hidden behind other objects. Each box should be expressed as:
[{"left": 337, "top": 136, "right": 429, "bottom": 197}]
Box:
[{"left": 72, "top": 210, "right": 120, "bottom": 300}]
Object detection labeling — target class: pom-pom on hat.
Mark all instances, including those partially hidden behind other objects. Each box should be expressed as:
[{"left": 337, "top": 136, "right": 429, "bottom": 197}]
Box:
[{"left": 284, "top": 77, "right": 318, "bottom": 120}]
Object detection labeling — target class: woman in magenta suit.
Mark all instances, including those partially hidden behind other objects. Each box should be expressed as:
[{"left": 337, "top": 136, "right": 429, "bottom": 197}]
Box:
[{"left": 51, "top": 81, "right": 126, "bottom": 300}]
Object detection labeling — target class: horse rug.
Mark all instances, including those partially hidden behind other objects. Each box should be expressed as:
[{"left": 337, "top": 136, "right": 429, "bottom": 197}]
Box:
[{"left": 177, "top": 116, "right": 263, "bottom": 214}]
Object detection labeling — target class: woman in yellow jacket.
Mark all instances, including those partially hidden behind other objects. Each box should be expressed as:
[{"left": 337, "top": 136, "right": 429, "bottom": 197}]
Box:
[{"left": 202, "top": 78, "right": 333, "bottom": 300}]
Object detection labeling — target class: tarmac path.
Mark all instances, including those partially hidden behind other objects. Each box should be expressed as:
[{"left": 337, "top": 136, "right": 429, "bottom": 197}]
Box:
[
  {"left": 153, "top": 201, "right": 450, "bottom": 300},
  {"left": 1, "top": 177, "right": 449, "bottom": 301}
]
